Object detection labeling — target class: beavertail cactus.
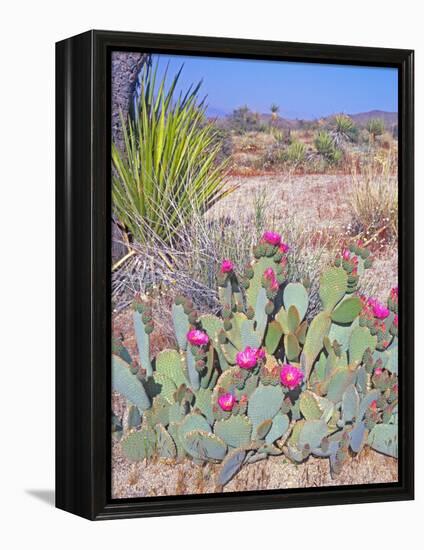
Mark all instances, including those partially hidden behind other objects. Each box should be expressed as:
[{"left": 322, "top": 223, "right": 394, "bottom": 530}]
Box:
[{"left": 112, "top": 232, "right": 398, "bottom": 486}]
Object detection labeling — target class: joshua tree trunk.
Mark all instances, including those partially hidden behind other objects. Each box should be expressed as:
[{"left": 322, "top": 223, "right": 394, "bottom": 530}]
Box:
[{"left": 111, "top": 52, "right": 150, "bottom": 263}]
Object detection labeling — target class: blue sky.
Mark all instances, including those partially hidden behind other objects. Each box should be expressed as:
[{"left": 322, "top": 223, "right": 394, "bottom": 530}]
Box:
[{"left": 152, "top": 54, "right": 398, "bottom": 120}]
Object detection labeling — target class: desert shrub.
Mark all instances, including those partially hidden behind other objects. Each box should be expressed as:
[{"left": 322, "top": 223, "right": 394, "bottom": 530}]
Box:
[
  {"left": 227, "top": 106, "right": 266, "bottom": 134},
  {"left": 329, "top": 114, "right": 358, "bottom": 146},
  {"left": 367, "top": 118, "right": 385, "bottom": 141},
  {"left": 284, "top": 140, "right": 307, "bottom": 165},
  {"left": 113, "top": 234, "right": 399, "bottom": 487},
  {"left": 112, "top": 64, "right": 230, "bottom": 245},
  {"left": 314, "top": 131, "right": 342, "bottom": 165},
  {"left": 348, "top": 156, "right": 398, "bottom": 243}
]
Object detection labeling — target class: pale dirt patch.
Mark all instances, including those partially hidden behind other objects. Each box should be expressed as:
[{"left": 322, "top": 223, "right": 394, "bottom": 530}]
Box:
[
  {"left": 111, "top": 441, "right": 397, "bottom": 498},
  {"left": 208, "top": 174, "right": 353, "bottom": 234}
]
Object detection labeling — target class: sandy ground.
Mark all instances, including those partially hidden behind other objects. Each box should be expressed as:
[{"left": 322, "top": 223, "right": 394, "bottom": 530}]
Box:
[
  {"left": 111, "top": 439, "right": 397, "bottom": 498},
  {"left": 209, "top": 173, "right": 353, "bottom": 233}
]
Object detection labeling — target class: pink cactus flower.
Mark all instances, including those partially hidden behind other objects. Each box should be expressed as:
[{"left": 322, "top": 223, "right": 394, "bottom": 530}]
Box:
[
  {"left": 218, "top": 392, "right": 236, "bottom": 411},
  {"left": 279, "top": 242, "right": 290, "bottom": 254},
  {"left": 255, "top": 348, "right": 266, "bottom": 361},
  {"left": 186, "top": 329, "right": 209, "bottom": 346},
  {"left": 280, "top": 363, "right": 304, "bottom": 390},
  {"left": 369, "top": 299, "right": 390, "bottom": 320},
  {"left": 390, "top": 286, "right": 398, "bottom": 304},
  {"left": 264, "top": 267, "right": 275, "bottom": 280},
  {"left": 374, "top": 367, "right": 383, "bottom": 376},
  {"left": 370, "top": 400, "right": 378, "bottom": 412},
  {"left": 236, "top": 346, "right": 259, "bottom": 369},
  {"left": 270, "top": 279, "right": 279, "bottom": 292},
  {"left": 342, "top": 248, "right": 350, "bottom": 260},
  {"left": 220, "top": 259, "right": 234, "bottom": 274},
  {"left": 262, "top": 231, "right": 281, "bottom": 246}
]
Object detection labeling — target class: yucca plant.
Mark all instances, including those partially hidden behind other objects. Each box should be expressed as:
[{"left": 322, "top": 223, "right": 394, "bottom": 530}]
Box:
[
  {"left": 330, "top": 114, "right": 357, "bottom": 146},
  {"left": 270, "top": 103, "right": 280, "bottom": 120},
  {"left": 285, "top": 140, "right": 306, "bottom": 165},
  {"left": 367, "top": 118, "right": 385, "bottom": 142},
  {"left": 314, "top": 131, "right": 342, "bottom": 165},
  {"left": 112, "top": 63, "right": 231, "bottom": 245}
]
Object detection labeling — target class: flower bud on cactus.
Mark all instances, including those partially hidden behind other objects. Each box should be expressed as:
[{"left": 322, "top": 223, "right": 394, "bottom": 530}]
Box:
[
  {"left": 195, "top": 360, "right": 206, "bottom": 373},
  {"left": 188, "top": 311, "right": 198, "bottom": 324},
  {"left": 218, "top": 330, "right": 228, "bottom": 344},
  {"left": 222, "top": 306, "right": 232, "bottom": 320},
  {"left": 245, "top": 265, "right": 254, "bottom": 279},
  {"left": 144, "top": 322, "right": 154, "bottom": 335},
  {"left": 241, "top": 278, "right": 250, "bottom": 289},
  {"left": 246, "top": 306, "right": 255, "bottom": 320},
  {"left": 174, "top": 295, "right": 185, "bottom": 306},
  {"left": 265, "top": 301, "right": 275, "bottom": 315},
  {"left": 224, "top": 319, "right": 232, "bottom": 331}
]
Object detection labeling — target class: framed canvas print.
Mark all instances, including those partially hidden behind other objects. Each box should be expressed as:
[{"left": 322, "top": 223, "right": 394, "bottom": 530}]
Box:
[{"left": 56, "top": 30, "right": 414, "bottom": 520}]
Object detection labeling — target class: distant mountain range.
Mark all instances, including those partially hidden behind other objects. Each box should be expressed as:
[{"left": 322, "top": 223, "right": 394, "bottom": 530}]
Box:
[
  {"left": 212, "top": 109, "right": 398, "bottom": 130},
  {"left": 347, "top": 110, "right": 398, "bottom": 127}
]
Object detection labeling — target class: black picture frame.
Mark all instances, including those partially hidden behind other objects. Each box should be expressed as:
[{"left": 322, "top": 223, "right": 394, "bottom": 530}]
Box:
[{"left": 56, "top": 29, "right": 414, "bottom": 520}]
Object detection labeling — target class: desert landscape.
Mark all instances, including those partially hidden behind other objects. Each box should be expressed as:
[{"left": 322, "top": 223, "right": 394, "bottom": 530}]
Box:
[{"left": 111, "top": 54, "right": 398, "bottom": 498}]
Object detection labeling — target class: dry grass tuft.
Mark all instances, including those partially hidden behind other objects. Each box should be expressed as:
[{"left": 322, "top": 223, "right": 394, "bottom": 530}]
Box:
[{"left": 348, "top": 149, "right": 398, "bottom": 244}]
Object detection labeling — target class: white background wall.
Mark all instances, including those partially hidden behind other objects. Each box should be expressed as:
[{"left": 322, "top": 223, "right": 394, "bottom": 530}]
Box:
[{"left": 1, "top": 0, "right": 421, "bottom": 546}]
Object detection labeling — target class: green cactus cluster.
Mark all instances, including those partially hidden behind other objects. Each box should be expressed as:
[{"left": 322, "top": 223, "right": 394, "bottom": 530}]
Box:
[{"left": 112, "top": 234, "right": 398, "bottom": 487}]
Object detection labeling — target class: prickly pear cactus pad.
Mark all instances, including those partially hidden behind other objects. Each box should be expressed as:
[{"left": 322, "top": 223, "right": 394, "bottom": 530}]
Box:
[{"left": 112, "top": 233, "right": 398, "bottom": 494}]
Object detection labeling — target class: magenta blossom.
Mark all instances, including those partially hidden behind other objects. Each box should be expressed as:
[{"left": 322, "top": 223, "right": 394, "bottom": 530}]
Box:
[
  {"left": 264, "top": 267, "right": 275, "bottom": 280},
  {"left": 280, "top": 363, "right": 304, "bottom": 390},
  {"left": 236, "top": 346, "right": 260, "bottom": 369},
  {"left": 374, "top": 367, "right": 383, "bottom": 376},
  {"left": 262, "top": 231, "right": 281, "bottom": 246},
  {"left": 342, "top": 248, "right": 350, "bottom": 260},
  {"left": 220, "top": 259, "right": 234, "bottom": 274},
  {"left": 186, "top": 329, "right": 209, "bottom": 346},
  {"left": 279, "top": 242, "right": 290, "bottom": 254},
  {"left": 218, "top": 392, "right": 236, "bottom": 411},
  {"left": 369, "top": 299, "right": 390, "bottom": 320},
  {"left": 255, "top": 348, "right": 266, "bottom": 361}
]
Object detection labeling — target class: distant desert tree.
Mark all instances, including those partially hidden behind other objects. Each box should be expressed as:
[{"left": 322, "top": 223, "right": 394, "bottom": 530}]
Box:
[
  {"left": 228, "top": 105, "right": 264, "bottom": 134},
  {"left": 270, "top": 103, "right": 280, "bottom": 120},
  {"left": 367, "top": 118, "right": 385, "bottom": 142}
]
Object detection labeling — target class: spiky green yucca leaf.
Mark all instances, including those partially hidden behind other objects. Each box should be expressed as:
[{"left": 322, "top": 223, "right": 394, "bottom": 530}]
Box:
[
  {"left": 112, "top": 63, "right": 231, "bottom": 244},
  {"left": 285, "top": 140, "right": 306, "bottom": 164}
]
